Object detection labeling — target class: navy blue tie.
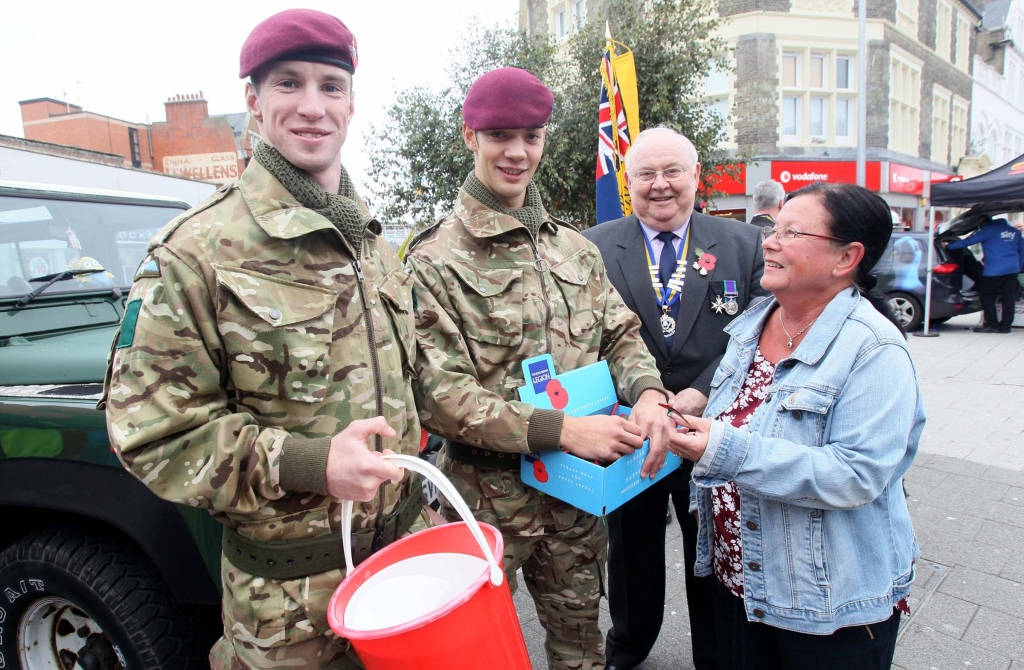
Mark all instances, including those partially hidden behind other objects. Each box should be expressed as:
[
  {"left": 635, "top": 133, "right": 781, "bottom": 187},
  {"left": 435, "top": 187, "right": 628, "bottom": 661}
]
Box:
[
  {"left": 656, "top": 231, "right": 680, "bottom": 347},
  {"left": 656, "top": 231, "right": 677, "bottom": 288}
]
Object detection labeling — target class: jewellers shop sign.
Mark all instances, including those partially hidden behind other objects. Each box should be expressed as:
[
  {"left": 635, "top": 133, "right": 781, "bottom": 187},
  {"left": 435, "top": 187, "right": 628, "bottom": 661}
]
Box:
[
  {"left": 163, "top": 152, "right": 240, "bottom": 184},
  {"left": 771, "top": 161, "right": 881, "bottom": 192}
]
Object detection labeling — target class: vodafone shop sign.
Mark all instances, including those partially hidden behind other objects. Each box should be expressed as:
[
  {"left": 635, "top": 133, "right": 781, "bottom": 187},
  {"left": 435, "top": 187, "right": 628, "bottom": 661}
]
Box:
[{"left": 771, "top": 161, "right": 882, "bottom": 192}]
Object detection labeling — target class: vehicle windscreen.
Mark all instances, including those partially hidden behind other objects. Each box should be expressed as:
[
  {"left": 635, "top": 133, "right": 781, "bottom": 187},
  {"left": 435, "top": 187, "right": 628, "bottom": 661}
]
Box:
[{"left": 0, "top": 194, "right": 183, "bottom": 299}]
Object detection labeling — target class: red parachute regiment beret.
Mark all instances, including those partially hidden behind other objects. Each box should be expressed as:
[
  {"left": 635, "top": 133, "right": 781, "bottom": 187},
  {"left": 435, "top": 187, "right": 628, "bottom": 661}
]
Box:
[
  {"left": 462, "top": 68, "right": 554, "bottom": 131},
  {"left": 240, "top": 9, "right": 358, "bottom": 79}
]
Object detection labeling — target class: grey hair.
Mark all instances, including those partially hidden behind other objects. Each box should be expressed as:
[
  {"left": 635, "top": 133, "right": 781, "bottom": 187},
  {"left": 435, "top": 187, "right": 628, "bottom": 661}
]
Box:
[
  {"left": 624, "top": 126, "right": 699, "bottom": 172},
  {"left": 752, "top": 179, "right": 785, "bottom": 210}
]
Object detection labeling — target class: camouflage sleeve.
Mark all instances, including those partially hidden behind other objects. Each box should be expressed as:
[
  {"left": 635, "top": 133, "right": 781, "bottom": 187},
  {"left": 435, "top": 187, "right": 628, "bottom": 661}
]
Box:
[
  {"left": 105, "top": 247, "right": 289, "bottom": 514},
  {"left": 593, "top": 259, "right": 668, "bottom": 404},
  {"left": 406, "top": 254, "right": 555, "bottom": 454}
]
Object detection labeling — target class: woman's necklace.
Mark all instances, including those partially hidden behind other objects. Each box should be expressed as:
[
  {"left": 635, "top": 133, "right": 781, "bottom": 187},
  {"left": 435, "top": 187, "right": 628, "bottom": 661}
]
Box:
[{"left": 778, "top": 310, "right": 818, "bottom": 348}]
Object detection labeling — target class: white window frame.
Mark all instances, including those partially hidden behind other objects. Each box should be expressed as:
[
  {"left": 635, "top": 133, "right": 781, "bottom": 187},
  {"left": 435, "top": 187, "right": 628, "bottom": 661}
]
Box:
[
  {"left": 951, "top": 95, "right": 969, "bottom": 165},
  {"left": 897, "top": 0, "right": 919, "bottom": 37},
  {"left": 778, "top": 48, "right": 857, "bottom": 146},
  {"left": 955, "top": 14, "right": 971, "bottom": 71},
  {"left": 574, "top": 0, "right": 585, "bottom": 28},
  {"left": 935, "top": 0, "right": 952, "bottom": 61},
  {"left": 931, "top": 85, "right": 951, "bottom": 164},
  {"left": 889, "top": 47, "right": 923, "bottom": 156},
  {"left": 835, "top": 98, "right": 852, "bottom": 139},
  {"left": 556, "top": 9, "right": 567, "bottom": 40}
]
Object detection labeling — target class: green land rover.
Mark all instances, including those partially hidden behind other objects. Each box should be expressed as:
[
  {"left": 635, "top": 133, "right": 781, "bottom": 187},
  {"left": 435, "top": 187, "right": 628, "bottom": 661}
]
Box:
[{"left": 0, "top": 180, "right": 221, "bottom": 670}]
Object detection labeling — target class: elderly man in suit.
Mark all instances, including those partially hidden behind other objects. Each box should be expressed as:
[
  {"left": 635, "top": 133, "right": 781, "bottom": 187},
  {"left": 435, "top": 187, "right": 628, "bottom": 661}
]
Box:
[{"left": 583, "top": 127, "right": 766, "bottom": 670}]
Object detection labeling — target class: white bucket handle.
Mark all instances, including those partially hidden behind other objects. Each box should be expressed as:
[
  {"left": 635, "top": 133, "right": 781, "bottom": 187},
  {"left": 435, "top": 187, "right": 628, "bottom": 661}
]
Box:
[{"left": 341, "top": 453, "right": 505, "bottom": 587}]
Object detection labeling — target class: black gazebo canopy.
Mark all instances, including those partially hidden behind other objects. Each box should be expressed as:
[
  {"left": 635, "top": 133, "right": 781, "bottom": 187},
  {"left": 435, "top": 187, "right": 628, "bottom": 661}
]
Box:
[{"left": 931, "top": 154, "right": 1024, "bottom": 211}]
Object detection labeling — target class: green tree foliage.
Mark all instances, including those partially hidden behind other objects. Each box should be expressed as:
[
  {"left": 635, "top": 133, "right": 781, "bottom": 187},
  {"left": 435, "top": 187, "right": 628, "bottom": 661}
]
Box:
[{"left": 366, "top": 0, "right": 730, "bottom": 227}]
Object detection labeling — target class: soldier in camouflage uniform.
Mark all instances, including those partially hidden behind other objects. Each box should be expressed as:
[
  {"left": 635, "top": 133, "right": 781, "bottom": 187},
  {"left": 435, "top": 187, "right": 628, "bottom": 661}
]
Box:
[
  {"left": 100, "top": 10, "right": 426, "bottom": 670},
  {"left": 406, "top": 68, "right": 674, "bottom": 670}
]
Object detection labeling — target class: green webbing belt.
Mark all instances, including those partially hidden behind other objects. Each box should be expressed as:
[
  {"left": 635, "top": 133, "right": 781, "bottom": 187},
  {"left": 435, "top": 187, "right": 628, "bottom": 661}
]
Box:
[{"left": 221, "top": 486, "right": 423, "bottom": 580}]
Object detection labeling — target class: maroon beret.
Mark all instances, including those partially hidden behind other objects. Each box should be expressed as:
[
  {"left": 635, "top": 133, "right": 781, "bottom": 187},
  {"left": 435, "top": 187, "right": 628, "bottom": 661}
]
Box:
[
  {"left": 462, "top": 68, "right": 554, "bottom": 130},
  {"left": 240, "top": 9, "right": 358, "bottom": 79}
]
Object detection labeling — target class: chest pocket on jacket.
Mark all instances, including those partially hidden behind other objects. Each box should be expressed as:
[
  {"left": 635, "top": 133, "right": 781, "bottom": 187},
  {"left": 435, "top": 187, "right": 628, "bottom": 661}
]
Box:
[
  {"left": 776, "top": 386, "right": 836, "bottom": 445},
  {"left": 214, "top": 265, "right": 337, "bottom": 403},
  {"left": 378, "top": 269, "right": 417, "bottom": 377},
  {"left": 446, "top": 261, "right": 524, "bottom": 347},
  {"left": 550, "top": 250, "right": 599, "bottom": 336}
]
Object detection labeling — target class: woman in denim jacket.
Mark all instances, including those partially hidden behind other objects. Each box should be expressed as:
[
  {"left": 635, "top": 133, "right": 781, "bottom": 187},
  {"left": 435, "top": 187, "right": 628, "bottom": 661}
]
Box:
[{"left": 668, "top": 183, "right": 924, "bottom": 669}]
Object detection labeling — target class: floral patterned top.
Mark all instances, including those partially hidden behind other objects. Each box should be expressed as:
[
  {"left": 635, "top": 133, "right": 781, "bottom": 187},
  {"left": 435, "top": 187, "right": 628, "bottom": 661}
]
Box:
[
  {"left": 709, "top": 345, "right": 912, "bottom": 615},
  {"left": 712, "top": 347, "right": 775, "bottom": 598}
]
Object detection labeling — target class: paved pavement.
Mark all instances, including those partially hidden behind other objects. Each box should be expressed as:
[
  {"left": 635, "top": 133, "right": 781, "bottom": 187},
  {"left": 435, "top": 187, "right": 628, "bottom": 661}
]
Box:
[{"left": 514, "top": 314, "right": 1024, "bottom": 669}]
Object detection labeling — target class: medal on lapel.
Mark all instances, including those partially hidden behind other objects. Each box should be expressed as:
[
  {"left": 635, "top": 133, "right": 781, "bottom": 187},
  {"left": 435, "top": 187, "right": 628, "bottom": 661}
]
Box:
[
  {"left": 711, "top": 295, "right": 727, "bottom": 314},
  {"left": 643, "top": 228, "right": 690, "bottom": 338},
  {"left": 723, "top": 280, "right": 739, "bottom": 315}
]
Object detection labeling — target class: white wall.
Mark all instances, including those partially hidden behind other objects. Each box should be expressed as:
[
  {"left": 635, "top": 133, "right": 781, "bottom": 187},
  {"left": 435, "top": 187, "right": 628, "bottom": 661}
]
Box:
[
  {"left": 972, "top": 0, "right": 1024, "bottom": 165},
  {"left": 0, "top": 146, "right": 216, "bottom": 206}
]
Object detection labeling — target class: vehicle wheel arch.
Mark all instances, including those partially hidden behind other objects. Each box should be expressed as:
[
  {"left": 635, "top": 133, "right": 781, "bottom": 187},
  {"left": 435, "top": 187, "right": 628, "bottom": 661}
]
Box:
[{"left": 0, "top": 457, "right": 220, "bottom": 608}]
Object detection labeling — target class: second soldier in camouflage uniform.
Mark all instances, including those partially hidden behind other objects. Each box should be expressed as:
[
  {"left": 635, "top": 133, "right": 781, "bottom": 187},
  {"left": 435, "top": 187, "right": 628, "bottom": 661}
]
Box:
[
  {"left": 406, "top": 68, "right": 674, "bottom": 670},
  {"left": 101, "top": 10, "right": 426, "bottom": 669}
]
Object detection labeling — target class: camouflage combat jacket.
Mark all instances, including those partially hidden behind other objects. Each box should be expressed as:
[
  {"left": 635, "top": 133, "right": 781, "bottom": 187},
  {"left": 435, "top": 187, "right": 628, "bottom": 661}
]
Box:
[
  {"left": 406, "top": 186, "right": 664, "bottom": 454},
  {"left": 101, "top": 159, "right": 420, "bottom": 545}
]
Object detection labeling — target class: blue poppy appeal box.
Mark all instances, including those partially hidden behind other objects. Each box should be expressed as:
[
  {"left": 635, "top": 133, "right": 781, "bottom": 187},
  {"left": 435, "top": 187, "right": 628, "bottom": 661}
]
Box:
[{"left": 517, "top": 354, "right": 681, "bottom": 517}]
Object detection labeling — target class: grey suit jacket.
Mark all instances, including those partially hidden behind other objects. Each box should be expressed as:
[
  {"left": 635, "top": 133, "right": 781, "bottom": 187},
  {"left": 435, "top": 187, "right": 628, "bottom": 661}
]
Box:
[{"left": 583, "top": 212, "right": 767, "bottom": 395}]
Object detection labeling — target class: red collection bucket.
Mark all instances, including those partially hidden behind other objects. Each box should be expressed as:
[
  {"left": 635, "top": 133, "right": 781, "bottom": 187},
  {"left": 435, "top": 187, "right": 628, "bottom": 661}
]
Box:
[{"left": 328, "top": 454, "right": 531, "bottom": 670}]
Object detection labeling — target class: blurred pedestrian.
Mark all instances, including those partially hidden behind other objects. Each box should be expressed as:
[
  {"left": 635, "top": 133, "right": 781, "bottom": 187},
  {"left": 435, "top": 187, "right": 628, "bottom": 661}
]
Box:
[
  {"left": 947, "top": 217, "right": 1024, "bottom": 333},
  {"left": 749, "top": 180, "right": 785, "bottom": 228}
]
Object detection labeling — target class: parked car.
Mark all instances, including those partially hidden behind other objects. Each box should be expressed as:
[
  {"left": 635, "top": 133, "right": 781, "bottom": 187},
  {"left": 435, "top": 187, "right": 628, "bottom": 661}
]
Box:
[
  {"left": 0, "top": 180, "right": 221, "bottom": 670},
  {"left": 869, "top": 230, "right": 982, "bottom": 331}
]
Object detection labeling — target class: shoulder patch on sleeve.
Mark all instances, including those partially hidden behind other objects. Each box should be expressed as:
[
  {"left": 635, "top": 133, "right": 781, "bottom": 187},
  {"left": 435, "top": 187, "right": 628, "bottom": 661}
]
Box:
[
  {"left": 149, "top": 182, "right": 235, "bottom": 250},
  {"left": 116, "top": 299, "right": 143, "bottom": 349},
  {"left": 133, "top": 254, "right": 161, "bottom": 281}
]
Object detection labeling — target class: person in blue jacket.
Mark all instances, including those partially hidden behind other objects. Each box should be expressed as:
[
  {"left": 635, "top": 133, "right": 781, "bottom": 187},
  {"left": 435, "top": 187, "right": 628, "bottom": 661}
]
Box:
[{"left": 946, "top": 217, "right": 1024, "bottom": 333}]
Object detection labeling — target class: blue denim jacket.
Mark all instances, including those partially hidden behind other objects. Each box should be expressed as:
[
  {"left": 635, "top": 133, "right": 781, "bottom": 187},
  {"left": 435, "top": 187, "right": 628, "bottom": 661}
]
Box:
[{"left": 693, "top": 288, "right": 925, "bottom": 634}]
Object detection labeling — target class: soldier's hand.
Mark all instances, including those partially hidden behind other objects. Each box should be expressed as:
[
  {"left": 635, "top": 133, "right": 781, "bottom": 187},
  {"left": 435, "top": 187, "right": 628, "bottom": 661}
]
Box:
[
  {"left": 631, "top": 390, "right": 675, "bottom": 479},
  {"left": 558, "top": 414, "right": 643, "bottom": 462},
  {"left": 325, "top": 417, "right": 404, "bottom": 502}
]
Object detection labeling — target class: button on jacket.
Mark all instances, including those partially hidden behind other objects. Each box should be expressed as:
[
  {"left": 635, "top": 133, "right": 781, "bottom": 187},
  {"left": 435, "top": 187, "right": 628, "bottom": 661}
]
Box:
[{"left": 692, "top": 289, "right": 925, "bottom": 634}]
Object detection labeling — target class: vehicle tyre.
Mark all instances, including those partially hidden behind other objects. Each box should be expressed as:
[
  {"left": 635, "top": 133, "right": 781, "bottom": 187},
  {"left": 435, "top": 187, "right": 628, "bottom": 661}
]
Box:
[
  {"left": 0, "top": 529, "right": 210, "bottom": 670},
  {"left": 887, "top": 292, "right": 923, "bottom": 331}
]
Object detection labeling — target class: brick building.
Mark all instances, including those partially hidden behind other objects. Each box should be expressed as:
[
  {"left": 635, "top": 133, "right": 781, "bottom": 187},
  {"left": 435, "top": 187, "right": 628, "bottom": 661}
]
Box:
[
  {"left": 18, "top": 93, "right": 255, "bottom": 185},
  {"left": 522, "top": 0, "right": 983, "bottom": 228},
  {"left": 20, "top": 98, "right": 154, "bottom": 170}
]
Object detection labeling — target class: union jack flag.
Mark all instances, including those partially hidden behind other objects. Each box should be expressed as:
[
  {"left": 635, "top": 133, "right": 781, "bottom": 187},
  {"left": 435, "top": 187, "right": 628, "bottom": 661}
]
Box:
[
  {"left": 596, "top": 39, "right": 634, "bottom": 223},
  {"left": 597, "top": 49, "right": 631, "bottom": 179}
]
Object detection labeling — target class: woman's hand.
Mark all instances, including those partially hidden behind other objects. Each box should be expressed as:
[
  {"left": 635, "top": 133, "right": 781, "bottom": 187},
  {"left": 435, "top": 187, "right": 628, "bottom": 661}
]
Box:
[{"left": 667, "top": 415, "right": 713, "bottom": 462}]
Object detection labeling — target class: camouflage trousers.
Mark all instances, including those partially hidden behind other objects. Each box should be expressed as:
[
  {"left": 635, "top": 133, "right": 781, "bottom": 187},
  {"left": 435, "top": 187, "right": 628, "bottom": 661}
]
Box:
[
  {"left": 209, "top": 510, "right": 432, "bottom": 670},
  {"left": 438, "top": 448, "right": 607, "bottom": 670}
]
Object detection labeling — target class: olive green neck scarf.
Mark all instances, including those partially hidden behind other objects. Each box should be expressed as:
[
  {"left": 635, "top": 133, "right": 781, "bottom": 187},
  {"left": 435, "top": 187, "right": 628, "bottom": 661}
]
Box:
[
  {"left": 253, "top": 139, "right": 368, "bottom": 257},
  {"left": 462, "top": 172, "right": 546, "bottom": 240}
]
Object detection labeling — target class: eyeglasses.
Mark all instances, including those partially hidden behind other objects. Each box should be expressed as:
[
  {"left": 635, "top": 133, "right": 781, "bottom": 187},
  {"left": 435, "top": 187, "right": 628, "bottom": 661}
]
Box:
[
  {"left": 761, "top": 226, "right": 846, "bottom": 245},
  {"left": 630, "top": 164, "right": 694, "bottom": 183}
]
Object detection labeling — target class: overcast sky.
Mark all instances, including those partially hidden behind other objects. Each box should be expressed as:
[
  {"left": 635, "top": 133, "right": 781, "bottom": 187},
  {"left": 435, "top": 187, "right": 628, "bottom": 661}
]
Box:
[{"left": 0, "top": 0, "right": 520, "bottom": 188}]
